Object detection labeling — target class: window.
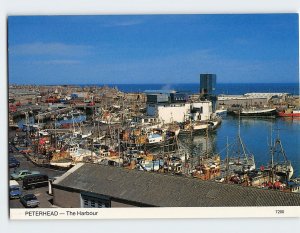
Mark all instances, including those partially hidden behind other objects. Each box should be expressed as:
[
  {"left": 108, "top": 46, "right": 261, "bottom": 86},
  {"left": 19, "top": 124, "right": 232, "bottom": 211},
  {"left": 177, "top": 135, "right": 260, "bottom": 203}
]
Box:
[
  {"left": 84, "top": 199, "right": 88, "bottom": 206},
  {"left": 91, "top": 201, "right": 96, "bottom": 207},
  {"left": 81, "top": 193, "right": 110, "bottom": 208}
]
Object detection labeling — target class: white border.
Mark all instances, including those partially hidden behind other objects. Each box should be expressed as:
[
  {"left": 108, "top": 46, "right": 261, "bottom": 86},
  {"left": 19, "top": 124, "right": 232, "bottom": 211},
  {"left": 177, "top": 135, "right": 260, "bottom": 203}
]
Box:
[
  {"left": 1, "top": 0, "right": 300, "bottom": 232},
  {"left": 9, "top": 207, "right": 300, "bottom": 220}
]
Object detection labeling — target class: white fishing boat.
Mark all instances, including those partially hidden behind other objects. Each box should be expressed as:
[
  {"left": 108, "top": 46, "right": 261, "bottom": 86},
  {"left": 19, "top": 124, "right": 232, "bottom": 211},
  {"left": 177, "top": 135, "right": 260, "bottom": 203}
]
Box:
[
  {"left": 180, "top": 120, "right": 210, "bottom": 134},
  {"left": 269, "top": 134, "right": 294, "bottom": 181},
  {"left": 67, "top": 143, "right": 97, "bottom": 162},
  {"left": 224, "top": 117, "right": 256, "bottom": 173},
  {"left": 147, "top": 133, "right": 163, "bottom": 144},
  {"left": 215, "top": 109, "right": 227, "bottom": 117}
]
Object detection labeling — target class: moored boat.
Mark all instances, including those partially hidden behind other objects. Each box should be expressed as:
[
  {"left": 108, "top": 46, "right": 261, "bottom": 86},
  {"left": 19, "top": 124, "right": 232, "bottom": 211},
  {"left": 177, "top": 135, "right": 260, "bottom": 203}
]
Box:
[
  {"left": 268, "top": 134, "right": 294, "bottom": 181},
  {"left": 233, "top": 107, "right": 277, "bottom": 117},
  {"left": 222, "top": 117, "right": 256, "bottom": 175},
  {"left": 215, "top": 109, "right": 227, "bottom": 117},
  {"left": 277, "top": 108, "right": 300, "bottom": 117}
]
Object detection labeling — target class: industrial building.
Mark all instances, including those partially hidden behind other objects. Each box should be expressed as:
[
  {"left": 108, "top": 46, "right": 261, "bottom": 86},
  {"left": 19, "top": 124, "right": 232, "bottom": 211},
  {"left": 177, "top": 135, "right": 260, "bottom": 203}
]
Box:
[{"left": 145, "top": 90, "right": 212, "bottom": 124}]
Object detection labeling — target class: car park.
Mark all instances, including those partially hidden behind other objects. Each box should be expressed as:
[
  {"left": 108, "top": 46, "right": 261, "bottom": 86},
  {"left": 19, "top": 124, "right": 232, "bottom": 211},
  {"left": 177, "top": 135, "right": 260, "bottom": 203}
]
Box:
[
  {"left": 9, "top": 157, "right": 20, "bottom": 168},
  {"left": 20, "top": 194, "right": 39, "bottom": 208},
  {"left": 10, "top": 169, "right": 40, "bottom": 180},
  {"left": 23, "top": 174, "right": 49, "bottom": 189},
  {"left": 9, "top": 180, "right": 22, "bottom": 199},
  {"left": 9, "top": 146, "right": 14, "bottom": 153}
]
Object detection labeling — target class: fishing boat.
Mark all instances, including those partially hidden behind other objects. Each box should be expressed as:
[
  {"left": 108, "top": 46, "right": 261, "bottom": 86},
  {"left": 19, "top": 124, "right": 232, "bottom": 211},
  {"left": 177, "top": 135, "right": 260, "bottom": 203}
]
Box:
[
  {"left": 225, "top": 141, "right": 256, "bottom": 172},
  {"left": 233, "top": 107, "right": 277, "bottom": 117},
  {"left": 268, "top": 133, "right": 294, "bottom": 181},
  {"left": 223, "top": 116, "right": 256, "bottom": 174},
  {"left": 162, "top": 123, "right": 180, "bottom": 136},
  {"left": 191, "top": 121, "right": 210, "bottom": 132},
  {"left": 56, "top": 111, "right": 87, "bottom": 127},
  {"left": 208, "top": 117, "right": 222, "bottom": 130},
  {"left": 277, "top": 108, "right": 300, "bottom": 117},
  {"left": 180, "top": 118, "right": 221, "bottom": 135},
  {"left": 215, "top": 109, "right": 227, "bottom": 118},
  {"left": 120, "top": 126, "right": 176, "bottom": 150}
]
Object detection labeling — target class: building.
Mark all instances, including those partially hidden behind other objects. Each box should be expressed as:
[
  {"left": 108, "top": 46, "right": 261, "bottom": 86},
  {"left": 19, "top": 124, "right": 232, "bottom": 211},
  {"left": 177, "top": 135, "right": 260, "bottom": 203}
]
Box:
[
  {"left": 145, "top": 90, "right": 212, "bottom": 123},
  {"left": 52, "top": 163, "right": 300, "bottom": 208},
  {"left": 200, "top": 74, "right": 216, "bottom": 95},
  {"left": 244, "top": 93, "right": 290, "bottom": 99},
  {"left": 217, "top": 95, "right": 269, "bottom": 109},
  {"left": 147, "top": 102, "right": 212, "bottom": 123}
]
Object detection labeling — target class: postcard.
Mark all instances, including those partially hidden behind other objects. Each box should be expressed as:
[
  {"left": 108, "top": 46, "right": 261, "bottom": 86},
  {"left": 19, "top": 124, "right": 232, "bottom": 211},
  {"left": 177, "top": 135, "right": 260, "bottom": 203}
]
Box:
[{"left": 7, "top": 13, "right": 300, "bottom": 220}]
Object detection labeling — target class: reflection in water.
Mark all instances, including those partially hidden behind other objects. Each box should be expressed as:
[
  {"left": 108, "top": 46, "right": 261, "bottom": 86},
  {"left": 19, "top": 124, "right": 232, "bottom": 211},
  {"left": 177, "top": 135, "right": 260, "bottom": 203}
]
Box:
[{"left": 178, "top": 116, "right": 300, "bottom": 177}]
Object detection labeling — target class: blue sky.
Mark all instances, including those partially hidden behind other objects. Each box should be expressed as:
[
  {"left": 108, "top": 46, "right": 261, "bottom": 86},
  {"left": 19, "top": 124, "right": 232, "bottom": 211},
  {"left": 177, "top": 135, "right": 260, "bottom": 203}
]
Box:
[{"left": 8, "top": 14, "right": 299, "bottom": 84}]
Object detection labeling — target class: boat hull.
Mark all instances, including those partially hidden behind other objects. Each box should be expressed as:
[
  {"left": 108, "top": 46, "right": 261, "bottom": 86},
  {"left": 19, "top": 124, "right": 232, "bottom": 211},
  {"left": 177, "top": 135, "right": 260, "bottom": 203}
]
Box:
[
  {"left": 277, "top": 112, "right": 300, "bottom": 117},
  {"left": 234, "top": 108, "right": 277, "bottom": 117}
]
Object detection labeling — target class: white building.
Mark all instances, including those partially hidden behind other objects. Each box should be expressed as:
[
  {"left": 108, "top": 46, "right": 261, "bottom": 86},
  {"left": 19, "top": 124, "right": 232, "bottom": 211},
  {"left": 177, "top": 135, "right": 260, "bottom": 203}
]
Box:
[
  {"left": 190, "top": 101, "right": 212, "bottom": 121},
  {"left": 147, "top": 101, "right": 212, "bottom": 124}
]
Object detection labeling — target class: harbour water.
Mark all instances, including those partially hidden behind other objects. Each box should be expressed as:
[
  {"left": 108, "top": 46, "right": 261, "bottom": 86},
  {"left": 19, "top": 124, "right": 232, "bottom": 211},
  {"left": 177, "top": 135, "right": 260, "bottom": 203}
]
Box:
[{"left": 179, "top": 116, "right": 300, "bottom": 177}]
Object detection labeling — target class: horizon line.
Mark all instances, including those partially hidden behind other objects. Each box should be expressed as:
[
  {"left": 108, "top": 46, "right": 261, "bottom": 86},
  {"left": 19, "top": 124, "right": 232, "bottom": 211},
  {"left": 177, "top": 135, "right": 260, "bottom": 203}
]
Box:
[{"left": 9, "top": 82, "right": 300, "bottom": 86}]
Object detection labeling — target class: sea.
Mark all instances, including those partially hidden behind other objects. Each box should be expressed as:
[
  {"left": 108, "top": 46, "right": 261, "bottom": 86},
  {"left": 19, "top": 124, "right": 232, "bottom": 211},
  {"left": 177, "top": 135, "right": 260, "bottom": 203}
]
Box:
[{"left": 85, "top": 82, "right": 300, "bottom": 95}]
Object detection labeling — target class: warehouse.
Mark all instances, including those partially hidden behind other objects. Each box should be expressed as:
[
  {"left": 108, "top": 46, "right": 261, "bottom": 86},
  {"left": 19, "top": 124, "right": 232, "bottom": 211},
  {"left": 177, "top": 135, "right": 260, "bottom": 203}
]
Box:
[{"left": 52, "top": 163, "right": 300, "bottom": 208}]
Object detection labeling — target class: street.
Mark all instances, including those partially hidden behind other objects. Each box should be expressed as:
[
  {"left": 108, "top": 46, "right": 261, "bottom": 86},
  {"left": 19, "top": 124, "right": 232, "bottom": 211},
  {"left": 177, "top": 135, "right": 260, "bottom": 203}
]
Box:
[{"left": 9, "top": 148, "right": 66, "bottom": 208}]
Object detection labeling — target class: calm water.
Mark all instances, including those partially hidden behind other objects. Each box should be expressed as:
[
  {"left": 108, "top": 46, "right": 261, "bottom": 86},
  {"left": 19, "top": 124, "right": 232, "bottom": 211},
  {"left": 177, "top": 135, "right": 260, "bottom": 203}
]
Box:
[
  {"left": 179, "top": 116, "right": 300, "bottom": 177},
  {"left": 88, "top": 83, "right": 299, "bottom": 95}
]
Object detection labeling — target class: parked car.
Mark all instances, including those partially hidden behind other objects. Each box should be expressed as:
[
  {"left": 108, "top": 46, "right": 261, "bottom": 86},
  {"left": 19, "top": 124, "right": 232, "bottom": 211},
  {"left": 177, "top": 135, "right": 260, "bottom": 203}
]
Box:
[
  {"left": 9, "top": 146, "right": 14, "bottom": 153},
  {"left": 9, "top": 157, "right": 20, "bottom": 168},
  {"left": 23, "top": 174, "right": 49, "bottom": 189},
  {"left": 10, "top": 170, "right": 40, "bottom": 180},
  {"left": 20, "top": 194, "right": 39, "bottom": 208},
  {"left": 9, "top": 180, "right": 22, "bottom": 199}
]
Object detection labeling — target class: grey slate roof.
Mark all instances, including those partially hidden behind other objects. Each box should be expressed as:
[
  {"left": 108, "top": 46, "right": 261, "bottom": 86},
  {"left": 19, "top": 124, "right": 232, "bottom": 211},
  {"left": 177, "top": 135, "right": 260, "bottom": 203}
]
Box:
[{"left": 53, "top": 163, "right": 300, "bottom": 207}]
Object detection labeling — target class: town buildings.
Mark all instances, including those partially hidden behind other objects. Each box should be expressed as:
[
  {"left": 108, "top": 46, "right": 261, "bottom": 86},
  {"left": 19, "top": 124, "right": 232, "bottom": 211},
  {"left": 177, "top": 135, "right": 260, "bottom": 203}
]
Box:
[{"left": 145, "top": 90, "right": 213, "bottom": 124}]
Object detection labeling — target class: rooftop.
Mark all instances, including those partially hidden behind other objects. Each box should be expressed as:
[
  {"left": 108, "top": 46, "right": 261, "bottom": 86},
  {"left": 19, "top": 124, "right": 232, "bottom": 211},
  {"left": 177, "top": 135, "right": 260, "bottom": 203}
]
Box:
[
  {"left": 53, "top": 163, "right": 300, "bottom": 207},
  {"left": 144, "top": 90, "right": 176, "bottom": 94}
]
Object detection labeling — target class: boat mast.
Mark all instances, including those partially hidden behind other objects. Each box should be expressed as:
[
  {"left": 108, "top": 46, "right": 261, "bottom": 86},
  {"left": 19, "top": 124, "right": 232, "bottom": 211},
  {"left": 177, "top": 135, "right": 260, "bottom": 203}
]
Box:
[
  {"left": 238, "top": 111, "right": 248, "bottom": 162},
  {"left": 205, "top": 121, "right": 209, "bottom": 159},
  {"left": 71, "top": 112, "right": 76, "bottom": 136},
  {"left": 97, "top": 109, "right": 100, "bottom": 139},
  {"left": 269, "top": 124, "right": 274, "bottom": 183},
  {"left": 54, "top": 115, "right": 57, "bottom": 150},
  {"left": 118, "top": 127, "right": 121, "bottom": 167},
  {"left": 225, "top": 136, "right": 229, "bottom": 181},
  {"left": 270, "top": 125, "right": 274, "bottom": 167},
  {"left": 275, "top": 130, "right": 288, "bottom": 161}
]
